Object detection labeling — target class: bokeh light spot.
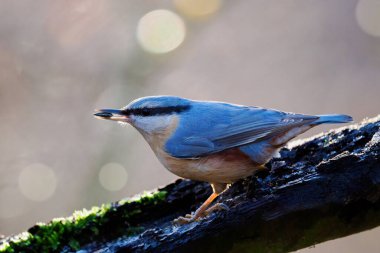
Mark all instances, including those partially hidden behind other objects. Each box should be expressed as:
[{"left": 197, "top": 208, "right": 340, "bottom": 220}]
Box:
[
  {"left": 137, "top": 9, "right": 186, "bottom": 54},
  {"left": 174, "top": 0, "right": 221, "bottom": 19},
  {"left": 18, "top": 163, "right": 57, "bottom": 202},
  {"left": 99, "top": 163, "right": 128, "bottom": 191},
  {"left": 356, "top": 0, "right": 380, "bottom": 37}
]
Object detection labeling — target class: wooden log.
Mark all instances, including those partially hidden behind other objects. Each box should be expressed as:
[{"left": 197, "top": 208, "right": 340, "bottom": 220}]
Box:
[{"left": 1, "top": 116, "right": 379, "bottom": 253}]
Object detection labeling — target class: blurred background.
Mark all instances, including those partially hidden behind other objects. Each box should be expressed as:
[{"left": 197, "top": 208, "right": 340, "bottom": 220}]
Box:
[{"left": 0, "top": 0, "right": 379, "bottom": 252}]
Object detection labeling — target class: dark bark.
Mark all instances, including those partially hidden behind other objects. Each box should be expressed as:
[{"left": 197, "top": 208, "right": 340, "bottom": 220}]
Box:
[{"left": 2, "top": 116, "right": 380, "bottom": 253}]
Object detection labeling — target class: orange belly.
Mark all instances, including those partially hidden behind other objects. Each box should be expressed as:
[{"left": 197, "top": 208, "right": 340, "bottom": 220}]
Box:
[
  {"left": 141, "top": 116, "right": 263, "bottom": 184},
  {"left": 156, "top": 147, "right": 262, "bottom": 184}
]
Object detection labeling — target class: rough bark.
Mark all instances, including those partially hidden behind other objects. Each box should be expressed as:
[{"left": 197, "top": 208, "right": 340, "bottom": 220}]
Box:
[{"left": 2, "top": 116, "right": 380, "bottom": 253}]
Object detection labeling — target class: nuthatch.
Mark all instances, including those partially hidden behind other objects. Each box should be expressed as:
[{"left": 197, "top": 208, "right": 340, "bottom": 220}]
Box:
[{"left": 94, "top": 96, "right": 352, "bottom": 224}]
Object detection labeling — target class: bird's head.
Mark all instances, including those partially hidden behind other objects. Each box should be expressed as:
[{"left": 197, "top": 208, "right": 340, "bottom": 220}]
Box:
[{"left": 94, "top": 96, "right": 191, "bottom": 135}]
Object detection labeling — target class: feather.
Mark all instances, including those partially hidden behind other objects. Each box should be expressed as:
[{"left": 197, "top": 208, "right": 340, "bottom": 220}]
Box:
[{"left": 164, "top": 101, "right": 318, "bottom": 158}]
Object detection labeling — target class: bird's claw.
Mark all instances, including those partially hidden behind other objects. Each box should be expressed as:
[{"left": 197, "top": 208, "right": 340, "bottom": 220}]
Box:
[
  {"left": 173, "top": 210, "right": 200, "bottom": 225},
  {"left": 204, "top": 203, "right": 229, "bottom": 216},
  {"left": 173, "top": 216, "right": 196, "bottom": 225},
  {"left": 185, "top": 213, "right": 193, "bottom": 218},
  {"left": 172, "top": 203, "right": 230, "bottom": 225}
]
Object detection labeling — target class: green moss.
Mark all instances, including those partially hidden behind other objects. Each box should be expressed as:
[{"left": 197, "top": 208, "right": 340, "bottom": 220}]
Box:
[
  {"left": 0, "top": 190, "right": 167, "bottom": 253},
  {"left": 119, "top": 190, "right": 167, "bottom": 205}
]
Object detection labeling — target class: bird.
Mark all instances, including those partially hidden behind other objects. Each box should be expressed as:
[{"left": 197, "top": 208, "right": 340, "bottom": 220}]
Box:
[{"left": 94, "top": 96, "right": 352, "bottom": 224}]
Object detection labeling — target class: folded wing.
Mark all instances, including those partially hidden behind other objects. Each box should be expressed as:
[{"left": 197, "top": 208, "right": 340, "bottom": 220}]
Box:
[{"left": 164, "top": 102, "right": 318, "bottom": 158}]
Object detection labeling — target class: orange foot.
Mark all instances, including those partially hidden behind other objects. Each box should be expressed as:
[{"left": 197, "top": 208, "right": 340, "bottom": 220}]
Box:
[{"left": 173, "top": 202, "right": 229, "bottom": 225}]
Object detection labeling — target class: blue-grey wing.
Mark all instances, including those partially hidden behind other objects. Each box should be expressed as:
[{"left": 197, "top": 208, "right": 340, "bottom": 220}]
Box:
[{"left": 164, "top": 101, "right": 318, "bottom": 158}]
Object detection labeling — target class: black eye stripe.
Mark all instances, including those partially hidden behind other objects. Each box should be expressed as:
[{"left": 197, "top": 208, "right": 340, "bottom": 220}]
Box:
[{"left": 122, "top": 105, "right": 191, "bottom": 116}]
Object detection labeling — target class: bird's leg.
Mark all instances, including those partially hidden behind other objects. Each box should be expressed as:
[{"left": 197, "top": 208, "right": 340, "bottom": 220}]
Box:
[
  {"left": 173, "top": 183, "right": 228, "bottom": 225},
  {"left": 201, "top": 183, "right": 230, "bottom": 217}
]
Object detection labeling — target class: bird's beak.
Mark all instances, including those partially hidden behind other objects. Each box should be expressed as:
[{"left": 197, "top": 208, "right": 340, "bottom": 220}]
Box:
[{"left": 93, "top": 109, "right": 130, "bottom": 122}]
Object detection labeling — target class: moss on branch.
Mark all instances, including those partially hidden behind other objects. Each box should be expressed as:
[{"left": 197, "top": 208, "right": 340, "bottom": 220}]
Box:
[{"left": 0, "top": 191, "right": 167, "bottom": 252}]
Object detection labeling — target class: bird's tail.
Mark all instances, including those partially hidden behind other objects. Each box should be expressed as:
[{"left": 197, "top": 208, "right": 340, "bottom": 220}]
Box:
[{"left": 314, "top": 114, "right": 353, "bottom": 124}]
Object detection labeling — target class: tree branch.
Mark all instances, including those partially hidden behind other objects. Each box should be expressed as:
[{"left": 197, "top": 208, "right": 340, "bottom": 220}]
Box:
[{"left": 1, "top": 116, "right": 380, "bottom": 253}]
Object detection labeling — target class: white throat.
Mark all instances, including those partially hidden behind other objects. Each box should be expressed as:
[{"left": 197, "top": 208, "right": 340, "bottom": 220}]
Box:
[{"left": 131, "top": 114, "right": 176, "bottom": 135}]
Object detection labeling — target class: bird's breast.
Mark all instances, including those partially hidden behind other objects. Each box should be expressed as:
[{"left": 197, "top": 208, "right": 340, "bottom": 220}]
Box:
[
  {"left": 163, "top": 147, "right": 262, "bottom": 184},
  {"left": 150, "top": 136, "right": 261, "bottom": 183},
  {"left": 140, "top": 116, "right": 263, "bottom": 184}
]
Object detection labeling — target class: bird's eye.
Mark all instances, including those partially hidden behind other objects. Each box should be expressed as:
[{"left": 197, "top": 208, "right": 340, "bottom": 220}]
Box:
[{"left": 141, "top": 108, "right": 150, "bottom": 116}]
